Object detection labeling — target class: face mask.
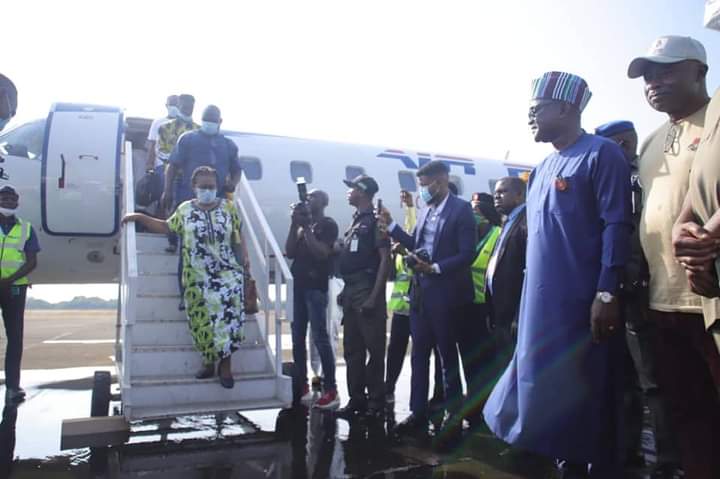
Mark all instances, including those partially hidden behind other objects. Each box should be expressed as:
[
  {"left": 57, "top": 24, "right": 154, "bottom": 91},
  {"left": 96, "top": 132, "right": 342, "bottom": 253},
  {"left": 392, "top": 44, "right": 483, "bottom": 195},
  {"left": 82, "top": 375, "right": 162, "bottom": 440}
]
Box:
[
  {"left": 0, "top": 206, "right": 16, "bottom": 216},
  {"left": 706, "top": 0, "right": 720, "bottom": 30},
  {"left": 167, "top": 106, "right": 179, "bottom": 118},
  {"left": 0, "top": 117, "right": 10, "bottom": 132},
  {"left": 419, "top": 181, "right": 438, "bottom": 204},
  {"left": 177, "top": 112, "right": 192, "bottom": 123},
  {"left": 201, "top": 121, "right": 220, "bottom": 136},
  {"left": 195, "top": 188, "right": 217, "bottom": 204}
]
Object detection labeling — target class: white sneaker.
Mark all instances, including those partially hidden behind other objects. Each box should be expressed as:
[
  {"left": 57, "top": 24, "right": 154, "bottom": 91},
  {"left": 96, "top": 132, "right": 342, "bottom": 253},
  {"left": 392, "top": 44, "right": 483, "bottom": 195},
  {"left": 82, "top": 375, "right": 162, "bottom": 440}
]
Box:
[{"left": 300, "top": 384, "right": 315, "bottom": 405}]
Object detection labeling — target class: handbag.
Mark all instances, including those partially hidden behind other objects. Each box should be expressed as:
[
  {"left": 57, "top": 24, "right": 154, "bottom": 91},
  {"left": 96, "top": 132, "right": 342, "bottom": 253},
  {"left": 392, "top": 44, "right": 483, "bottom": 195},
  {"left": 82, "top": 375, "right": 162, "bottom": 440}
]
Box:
[
  {"left": 135, "top": 168, "right": 162, "bottom": 207},
  {"left": 244, "top": 275, "right": 259, "bottom": 314}
]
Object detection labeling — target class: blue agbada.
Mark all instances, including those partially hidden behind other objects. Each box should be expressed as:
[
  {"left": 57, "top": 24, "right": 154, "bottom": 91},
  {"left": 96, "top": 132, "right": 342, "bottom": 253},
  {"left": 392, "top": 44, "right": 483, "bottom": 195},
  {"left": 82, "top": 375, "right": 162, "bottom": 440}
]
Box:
[{"left": 483, "top": 133, "right": 632, "bottom": 464}]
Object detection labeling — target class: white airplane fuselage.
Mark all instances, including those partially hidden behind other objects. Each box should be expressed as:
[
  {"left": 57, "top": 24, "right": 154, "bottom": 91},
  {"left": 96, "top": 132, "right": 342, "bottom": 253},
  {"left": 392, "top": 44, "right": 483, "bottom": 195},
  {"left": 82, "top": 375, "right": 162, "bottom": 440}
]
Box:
[{"left": 0, "top": 103, "right": 531, "bottom": 284}]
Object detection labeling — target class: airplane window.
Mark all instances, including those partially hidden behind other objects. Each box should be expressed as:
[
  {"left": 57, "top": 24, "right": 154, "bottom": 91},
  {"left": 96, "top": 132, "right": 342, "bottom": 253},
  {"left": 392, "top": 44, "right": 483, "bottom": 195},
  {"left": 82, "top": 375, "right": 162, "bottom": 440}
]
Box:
[
  {"left": 450, "top": 175, "right": 463, "bottom": 196},
  {"left": 398, "top": 171, "right": 417, "bottom": 192},
  {"left": 0, "top": 119, "right": 45, "bottom": 160},
  {"left": 488, "top": 179, "right": 498, "bottom": 193},
  {"left": 290, "top": 161, "right": 313, "bottom": 183},
  {"left": 239, "top": 156, "right": 262, "bottom": 181},
  {"left": 345, "top": 166, "right": 365, "bottom": 181}
]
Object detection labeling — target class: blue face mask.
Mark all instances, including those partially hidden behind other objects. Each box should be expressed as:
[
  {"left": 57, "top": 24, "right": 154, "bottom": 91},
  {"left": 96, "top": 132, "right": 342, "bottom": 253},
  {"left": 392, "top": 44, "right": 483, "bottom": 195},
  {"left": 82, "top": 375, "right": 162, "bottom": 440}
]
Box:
[
  {"left": 195, "top": 188, "right": 217, "bottom": 204},
  {"left": 177, "top": 112, "right": 192, "bottom": 123},
  {"left": 167, "top": 106, "right": 179, "bottom": 118},
  {"left": 419, "top": 184, "right": 436, "bottom": 204},
  {"left": 0, "top": 117, "right": 11, "bottom": 131},
  {"left": 201, "top": 121, "right": 220, "bottom": 136}
]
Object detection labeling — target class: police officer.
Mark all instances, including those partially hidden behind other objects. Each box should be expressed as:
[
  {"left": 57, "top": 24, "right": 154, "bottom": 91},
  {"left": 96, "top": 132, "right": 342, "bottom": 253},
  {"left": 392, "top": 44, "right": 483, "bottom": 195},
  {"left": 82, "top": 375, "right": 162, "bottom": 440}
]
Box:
[
  {"left": 336, "top": 175, "right": 391, "bottom": 419},
  {"left": 0, "top": 185, "right": 40, "bottom": 403},
  {"left": 595, "top": 121, "right": 681, "bottom": 476}
]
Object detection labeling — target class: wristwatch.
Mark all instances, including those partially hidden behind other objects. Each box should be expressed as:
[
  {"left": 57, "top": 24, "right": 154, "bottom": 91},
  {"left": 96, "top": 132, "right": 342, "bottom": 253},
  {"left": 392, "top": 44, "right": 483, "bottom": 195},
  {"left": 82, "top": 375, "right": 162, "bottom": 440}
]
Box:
[{"left": 596, "top": 291, "right": 615, "bottom": 304}]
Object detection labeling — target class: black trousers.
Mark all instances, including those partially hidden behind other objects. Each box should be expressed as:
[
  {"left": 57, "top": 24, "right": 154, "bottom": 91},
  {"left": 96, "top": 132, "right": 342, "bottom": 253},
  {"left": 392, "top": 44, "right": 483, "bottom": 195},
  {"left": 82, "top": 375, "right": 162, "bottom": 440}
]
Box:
[
  {"left": 451, "top": 302, "right": 493, "bottom": 419},
  {"left": 343, "top": 306, "right": 386, "bottom": 409},
  {"left": 1, "top": 285, "right": 27, "bottom": 390}
]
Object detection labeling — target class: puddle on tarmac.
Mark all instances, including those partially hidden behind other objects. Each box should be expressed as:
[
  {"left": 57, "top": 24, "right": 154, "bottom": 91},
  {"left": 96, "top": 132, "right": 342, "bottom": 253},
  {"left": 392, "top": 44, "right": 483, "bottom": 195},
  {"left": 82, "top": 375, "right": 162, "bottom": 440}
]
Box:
[{"left": 2, "top": 366, "right": 656, "bottom": 478}]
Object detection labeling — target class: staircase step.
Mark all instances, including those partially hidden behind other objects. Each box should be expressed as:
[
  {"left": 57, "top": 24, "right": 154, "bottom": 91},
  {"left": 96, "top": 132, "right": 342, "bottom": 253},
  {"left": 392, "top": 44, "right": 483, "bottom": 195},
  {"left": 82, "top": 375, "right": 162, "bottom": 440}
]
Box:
[
  {"left": 128, "top": 317, "right": 263, "bottom": 348},
  {"left": 137, "top": 252, "right": 180, "bottom": 275},
  {"left": 136, "top": 274, "right": 180, "bottom": 296},
  {"left": 129, "top": 344, "right": 272, "bottom": 378},
  {"left": 125, "top": 393, "right": 291, "bottom": 421},
  {"left": 136, "top": 233, "right": 178, "bottom": 254}
]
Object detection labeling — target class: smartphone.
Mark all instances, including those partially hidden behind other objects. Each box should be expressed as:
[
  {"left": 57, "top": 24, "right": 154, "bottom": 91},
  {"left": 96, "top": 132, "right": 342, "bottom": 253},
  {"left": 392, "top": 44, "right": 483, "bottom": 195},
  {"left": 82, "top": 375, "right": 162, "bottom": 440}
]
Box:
[
  {"left": 296, "top": 177, "right": 308, "bottom": 203},
  {"left": 376, "top": 198, "right": 383, "bottom": 214}
]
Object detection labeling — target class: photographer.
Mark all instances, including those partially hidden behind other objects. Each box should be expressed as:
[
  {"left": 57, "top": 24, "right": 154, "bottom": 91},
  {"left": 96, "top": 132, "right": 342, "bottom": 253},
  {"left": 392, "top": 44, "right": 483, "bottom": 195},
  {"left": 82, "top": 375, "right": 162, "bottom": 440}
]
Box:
[{"left": 286, "top": 188, "right": 340, "bottom": 410}]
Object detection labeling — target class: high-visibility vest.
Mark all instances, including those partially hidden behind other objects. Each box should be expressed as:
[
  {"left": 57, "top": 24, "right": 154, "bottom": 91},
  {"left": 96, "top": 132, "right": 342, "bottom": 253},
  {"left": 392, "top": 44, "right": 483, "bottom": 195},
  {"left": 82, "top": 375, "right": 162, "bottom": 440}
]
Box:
[
  {"left": 388, "top": 254, "right": 412, "bottom": 314},
  {"left": 472, "top": 226, "right": 500, "bottom": 304},
  {"left": 0, "top": 219, "right": 31, "bottom": 285}
]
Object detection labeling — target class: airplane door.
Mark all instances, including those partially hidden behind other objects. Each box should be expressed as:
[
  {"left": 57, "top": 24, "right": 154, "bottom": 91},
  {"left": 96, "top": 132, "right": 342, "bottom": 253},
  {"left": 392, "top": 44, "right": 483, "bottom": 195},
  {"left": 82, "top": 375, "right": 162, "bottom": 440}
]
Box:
[{"left": 41, "top": 103, "right": 123, "bottom": 236}]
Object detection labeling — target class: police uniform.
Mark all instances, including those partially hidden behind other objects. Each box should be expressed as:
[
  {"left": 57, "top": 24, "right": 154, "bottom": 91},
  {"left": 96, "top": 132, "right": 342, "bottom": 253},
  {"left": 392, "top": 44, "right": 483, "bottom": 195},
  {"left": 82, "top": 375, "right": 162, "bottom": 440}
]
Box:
[
  {"left": 338, "top": 176, "right": 390, "bottom": 413},
  {"left": 0, "top": 186, "right": 40, "bottom": 401},
  {"left": 595, "top": 121, "right": 679, "bottom": 469}
]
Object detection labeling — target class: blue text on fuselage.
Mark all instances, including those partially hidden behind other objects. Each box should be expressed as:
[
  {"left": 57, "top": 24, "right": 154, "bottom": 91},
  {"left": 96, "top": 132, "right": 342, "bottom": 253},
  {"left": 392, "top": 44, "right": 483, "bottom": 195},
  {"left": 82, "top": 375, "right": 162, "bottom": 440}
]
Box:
[{"left": 377, "top": 150, "right": 477, "bottom": 175}]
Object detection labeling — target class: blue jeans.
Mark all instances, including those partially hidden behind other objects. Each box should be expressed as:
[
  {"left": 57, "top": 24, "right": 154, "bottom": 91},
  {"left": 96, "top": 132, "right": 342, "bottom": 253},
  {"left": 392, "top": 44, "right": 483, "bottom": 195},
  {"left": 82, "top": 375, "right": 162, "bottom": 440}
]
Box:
[{"left": 292, "top": 288, "right": 336, "bottom": 391}]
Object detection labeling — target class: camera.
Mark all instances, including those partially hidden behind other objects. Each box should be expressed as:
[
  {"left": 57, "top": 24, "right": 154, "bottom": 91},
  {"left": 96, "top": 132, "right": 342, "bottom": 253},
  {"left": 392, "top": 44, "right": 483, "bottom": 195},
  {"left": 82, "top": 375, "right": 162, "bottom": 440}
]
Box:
[
  {"left": 296, "top": 177, "right": 308, "bottom": 203},
  {"left": 404, "top": 248, "right": 430, "bottom": 269}
]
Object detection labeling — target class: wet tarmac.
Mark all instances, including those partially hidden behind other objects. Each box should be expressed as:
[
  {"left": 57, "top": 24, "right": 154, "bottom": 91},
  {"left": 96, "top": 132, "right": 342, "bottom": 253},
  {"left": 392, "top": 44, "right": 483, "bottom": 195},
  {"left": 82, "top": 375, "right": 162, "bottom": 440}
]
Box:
[
  {"left": 1, "top": 362, "right": 670, "bottom": 479},
  {"left": 0, "top": 364, "right": 576, "bottom": 479}
]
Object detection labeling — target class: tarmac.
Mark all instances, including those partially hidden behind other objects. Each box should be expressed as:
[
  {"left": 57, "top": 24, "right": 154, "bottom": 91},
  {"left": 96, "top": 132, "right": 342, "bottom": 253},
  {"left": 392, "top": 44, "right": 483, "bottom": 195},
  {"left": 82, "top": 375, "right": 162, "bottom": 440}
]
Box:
[{"left": 0, "top": 310, "right": 656, "bottom": 478}]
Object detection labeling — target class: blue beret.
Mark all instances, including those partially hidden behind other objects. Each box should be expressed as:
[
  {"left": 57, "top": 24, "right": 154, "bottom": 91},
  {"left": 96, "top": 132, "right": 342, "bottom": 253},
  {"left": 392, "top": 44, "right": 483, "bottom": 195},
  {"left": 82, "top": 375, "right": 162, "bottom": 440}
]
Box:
[{"left": 595, "top": 120, "right": 635, "bottom": 138}]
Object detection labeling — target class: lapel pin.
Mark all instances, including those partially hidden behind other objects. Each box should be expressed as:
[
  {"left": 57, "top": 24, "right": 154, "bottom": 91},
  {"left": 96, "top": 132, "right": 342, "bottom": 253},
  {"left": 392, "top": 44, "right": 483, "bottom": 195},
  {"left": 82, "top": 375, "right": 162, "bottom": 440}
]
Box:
[{"left": 555, "top": 175, "right": 568, "bottom": 192}]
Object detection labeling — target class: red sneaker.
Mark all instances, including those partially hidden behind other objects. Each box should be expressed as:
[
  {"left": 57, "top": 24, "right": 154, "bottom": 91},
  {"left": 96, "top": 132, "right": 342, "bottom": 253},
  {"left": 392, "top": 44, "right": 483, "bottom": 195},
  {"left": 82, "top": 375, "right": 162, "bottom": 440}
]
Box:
[{"left": 314, "top": 389, "right": 340, "bottom": 410}]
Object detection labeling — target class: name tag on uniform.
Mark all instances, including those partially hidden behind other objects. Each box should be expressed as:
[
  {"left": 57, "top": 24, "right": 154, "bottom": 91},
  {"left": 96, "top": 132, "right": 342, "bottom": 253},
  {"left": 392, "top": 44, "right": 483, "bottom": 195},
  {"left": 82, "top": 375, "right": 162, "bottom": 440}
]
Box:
[{"left": 350, "top": 237, "right": 359, "bottom": 252}]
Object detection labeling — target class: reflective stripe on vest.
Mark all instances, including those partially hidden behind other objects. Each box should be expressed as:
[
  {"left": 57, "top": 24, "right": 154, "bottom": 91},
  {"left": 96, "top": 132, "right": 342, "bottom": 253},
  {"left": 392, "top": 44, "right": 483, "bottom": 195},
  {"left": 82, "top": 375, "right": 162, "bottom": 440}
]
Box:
[
  {"left": 0, "top": 219, "right": 30, "bottom": 285},
  {"left": 472, "top": 226, "right": 500, "bottom": 304},
  {"left": 389, "top": 254, "right": 412, "bottom": 314}
]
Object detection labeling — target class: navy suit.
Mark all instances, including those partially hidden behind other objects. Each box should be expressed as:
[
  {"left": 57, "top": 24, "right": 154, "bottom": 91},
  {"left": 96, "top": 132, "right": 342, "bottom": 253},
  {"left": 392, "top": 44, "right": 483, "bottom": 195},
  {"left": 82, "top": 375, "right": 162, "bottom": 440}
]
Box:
[{"left": 391, "top": 193, "right": 477, "bottom": 415}]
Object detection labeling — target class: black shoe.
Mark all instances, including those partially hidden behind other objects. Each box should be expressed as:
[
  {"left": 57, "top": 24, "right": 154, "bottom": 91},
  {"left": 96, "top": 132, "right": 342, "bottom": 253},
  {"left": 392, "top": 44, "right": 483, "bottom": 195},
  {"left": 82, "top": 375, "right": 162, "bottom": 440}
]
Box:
[
  {"left": 218, "top": 361, "right": 235, "bottom": 389},
  {"left": 165, "top": 243, "right": 178, "bottom": 253},
  {"left": 393, "top": 413, "right": 429, "bottom": 437},
  {"left": 195, "top": 364, "right": 215, "bottom": 379},
  {"left": 365, "top": 407, "right": 384, "bottom": 420},
  {"left": 432, "top": 413, "right": 463, "bottom": 453},
  {"left": 428, "top": 395, "right": 444, "bottom": 412},
  {"left": 650, "top": 464, "right": 684, "bottom": 479},
  {"left": 336, "top": 402, "right": 366, "bottom": 420}
]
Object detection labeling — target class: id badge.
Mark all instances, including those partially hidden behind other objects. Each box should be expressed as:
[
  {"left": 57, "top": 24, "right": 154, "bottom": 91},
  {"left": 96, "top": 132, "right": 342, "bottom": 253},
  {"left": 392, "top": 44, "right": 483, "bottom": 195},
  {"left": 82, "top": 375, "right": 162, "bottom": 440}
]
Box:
[{"left": 350, "top": 237, "right": 359, "bottom": 252}]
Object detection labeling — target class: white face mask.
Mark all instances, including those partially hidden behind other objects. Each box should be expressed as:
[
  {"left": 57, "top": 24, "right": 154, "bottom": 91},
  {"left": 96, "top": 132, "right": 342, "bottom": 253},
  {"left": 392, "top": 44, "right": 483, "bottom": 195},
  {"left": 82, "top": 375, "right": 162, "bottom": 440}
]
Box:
[
  {"left": 0, "top": 206, "right": 16, "bottom": 216},
  {"left": 705, "top": 0, "right": 720, "bottom": 30}
]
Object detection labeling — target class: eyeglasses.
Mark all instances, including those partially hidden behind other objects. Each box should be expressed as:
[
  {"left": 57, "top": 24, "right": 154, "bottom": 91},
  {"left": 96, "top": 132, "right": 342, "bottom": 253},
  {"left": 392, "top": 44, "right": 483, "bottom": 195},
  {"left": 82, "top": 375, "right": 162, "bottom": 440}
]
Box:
[
  {"left": 664, "top": 122, "right": 682, "bottom": 155},
  {"left": 528, "top": 101, "right": 556, "bottom": 120}
]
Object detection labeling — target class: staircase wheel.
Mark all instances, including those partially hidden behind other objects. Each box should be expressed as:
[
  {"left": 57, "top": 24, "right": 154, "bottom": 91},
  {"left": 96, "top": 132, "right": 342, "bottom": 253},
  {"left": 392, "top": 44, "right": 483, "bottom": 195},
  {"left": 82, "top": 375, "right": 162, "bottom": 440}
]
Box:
[{"left": 91, "top": 371, "right": 112, "bottom": 417}]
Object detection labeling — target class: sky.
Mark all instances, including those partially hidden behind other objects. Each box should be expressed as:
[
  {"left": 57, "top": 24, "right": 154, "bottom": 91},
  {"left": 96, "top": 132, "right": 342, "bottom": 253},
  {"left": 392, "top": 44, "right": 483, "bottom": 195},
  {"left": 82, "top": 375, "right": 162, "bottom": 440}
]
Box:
[{"left": 5, "top": 0, "right": 719, "bottom": 302}]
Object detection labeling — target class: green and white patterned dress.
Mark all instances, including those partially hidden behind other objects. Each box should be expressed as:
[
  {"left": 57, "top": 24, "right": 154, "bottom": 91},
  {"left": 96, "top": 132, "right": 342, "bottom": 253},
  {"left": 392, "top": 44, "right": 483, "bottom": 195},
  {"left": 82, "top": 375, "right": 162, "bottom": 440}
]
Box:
[{"left": 168, "top": 199, "right": 245, "bottom": 363}]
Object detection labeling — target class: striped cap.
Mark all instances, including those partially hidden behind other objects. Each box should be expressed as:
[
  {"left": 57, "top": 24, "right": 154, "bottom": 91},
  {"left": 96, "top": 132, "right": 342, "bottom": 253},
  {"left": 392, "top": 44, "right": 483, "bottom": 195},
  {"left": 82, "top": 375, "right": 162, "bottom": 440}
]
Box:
[{"left": 530, "top": 71, "right": 592, "bottom": 112}]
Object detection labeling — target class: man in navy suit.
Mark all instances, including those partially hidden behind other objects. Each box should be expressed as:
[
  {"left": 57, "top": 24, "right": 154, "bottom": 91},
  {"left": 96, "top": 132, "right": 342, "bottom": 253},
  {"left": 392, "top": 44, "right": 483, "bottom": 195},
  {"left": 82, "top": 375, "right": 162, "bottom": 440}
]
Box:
[{"left": 379, "top": 161, "right": 477, "bottom": 447}]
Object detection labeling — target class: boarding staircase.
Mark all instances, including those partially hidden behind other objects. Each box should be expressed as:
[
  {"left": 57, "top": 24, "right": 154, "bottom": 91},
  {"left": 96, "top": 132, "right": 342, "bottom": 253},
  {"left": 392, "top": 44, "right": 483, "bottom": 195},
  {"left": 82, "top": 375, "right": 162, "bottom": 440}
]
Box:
[{"left": 115, "top": 142, "right": 293, "bottom": 420}]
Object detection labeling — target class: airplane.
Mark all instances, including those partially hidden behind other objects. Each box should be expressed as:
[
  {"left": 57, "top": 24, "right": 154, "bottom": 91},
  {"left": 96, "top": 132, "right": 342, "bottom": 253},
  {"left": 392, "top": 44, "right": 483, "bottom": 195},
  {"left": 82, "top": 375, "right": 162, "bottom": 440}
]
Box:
[{"left": 0, "top": 102, "right": 532, "bottom": 284}]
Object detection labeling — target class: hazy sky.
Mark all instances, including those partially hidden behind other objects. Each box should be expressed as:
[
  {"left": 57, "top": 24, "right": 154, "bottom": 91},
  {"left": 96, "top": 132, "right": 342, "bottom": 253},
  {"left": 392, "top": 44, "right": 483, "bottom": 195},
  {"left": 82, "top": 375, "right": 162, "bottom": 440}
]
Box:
[{"left": 8, "top": 0, "right": 719, "bottom": 301}]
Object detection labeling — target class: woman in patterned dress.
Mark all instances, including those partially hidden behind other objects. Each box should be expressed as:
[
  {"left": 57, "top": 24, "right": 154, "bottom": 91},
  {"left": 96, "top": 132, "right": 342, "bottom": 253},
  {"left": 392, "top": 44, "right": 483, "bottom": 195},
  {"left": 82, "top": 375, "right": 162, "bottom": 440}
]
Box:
[{"left": 122, "top": 166, "right": 248, "bottom": 389}]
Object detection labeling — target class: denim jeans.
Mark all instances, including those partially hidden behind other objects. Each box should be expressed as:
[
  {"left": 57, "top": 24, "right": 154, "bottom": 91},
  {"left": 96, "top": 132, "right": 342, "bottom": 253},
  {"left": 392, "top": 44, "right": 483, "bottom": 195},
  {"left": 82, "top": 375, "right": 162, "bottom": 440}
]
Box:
[
  {"left": 1, "top": 285, "right": 27, "bottom": 390},
  {"left": 292, "top": 288, "right": 336, "bottom": 391}
]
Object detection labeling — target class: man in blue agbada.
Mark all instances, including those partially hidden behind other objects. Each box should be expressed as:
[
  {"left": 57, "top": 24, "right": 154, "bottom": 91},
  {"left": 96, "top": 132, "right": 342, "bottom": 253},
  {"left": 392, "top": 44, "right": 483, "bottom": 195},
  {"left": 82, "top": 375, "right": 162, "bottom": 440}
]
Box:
[{"left": 483, "top": 72, "right": 632, "bottom": 478}]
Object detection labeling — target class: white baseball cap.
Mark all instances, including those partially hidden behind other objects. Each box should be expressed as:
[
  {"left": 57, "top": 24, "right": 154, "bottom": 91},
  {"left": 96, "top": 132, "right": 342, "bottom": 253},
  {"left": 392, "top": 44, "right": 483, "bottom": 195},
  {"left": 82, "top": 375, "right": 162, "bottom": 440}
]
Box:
[{"left": 628, "top": 35, "right": 707, "bottom": 79}]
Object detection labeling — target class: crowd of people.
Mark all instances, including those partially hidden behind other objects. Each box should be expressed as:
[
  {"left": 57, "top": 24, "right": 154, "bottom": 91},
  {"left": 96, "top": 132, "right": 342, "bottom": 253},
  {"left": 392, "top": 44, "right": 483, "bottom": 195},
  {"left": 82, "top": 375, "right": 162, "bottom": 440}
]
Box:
[{"left": 5, "top": 5, "right": 720, "bottom": 479}]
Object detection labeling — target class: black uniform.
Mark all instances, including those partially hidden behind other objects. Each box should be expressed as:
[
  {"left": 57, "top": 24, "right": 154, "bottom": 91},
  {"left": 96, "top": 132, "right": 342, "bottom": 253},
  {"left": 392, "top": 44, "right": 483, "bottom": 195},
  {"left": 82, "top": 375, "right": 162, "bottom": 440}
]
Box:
[
  {"left": 621, "top": 159, "right": 679, "bottom": 467},
  {"left": 338, "top": 207, "right": 390, "bottom": 411}
]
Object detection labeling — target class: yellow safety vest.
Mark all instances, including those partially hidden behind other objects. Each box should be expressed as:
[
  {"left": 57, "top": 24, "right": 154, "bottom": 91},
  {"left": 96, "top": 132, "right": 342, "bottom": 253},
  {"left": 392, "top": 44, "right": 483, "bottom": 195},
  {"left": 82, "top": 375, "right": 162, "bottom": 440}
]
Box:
[
  {"left": 388, "top": 254, "right": 412, "bottom": 315},
  {"left": 472, "top": 226, "right": 500, "bottom": 304},
  {"left": 0, "top": 218, "right": 31, "bottom": 285}
]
